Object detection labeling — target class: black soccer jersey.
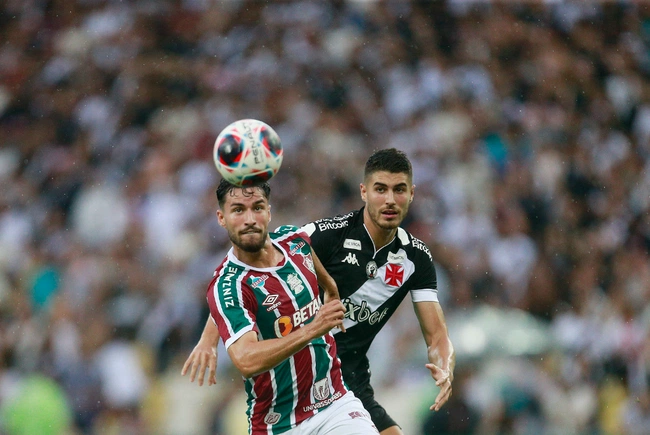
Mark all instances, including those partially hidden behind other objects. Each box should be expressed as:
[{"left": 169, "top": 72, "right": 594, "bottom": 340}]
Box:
[{"left": 301, "top": 208, "right": 438, "bottom": 392}]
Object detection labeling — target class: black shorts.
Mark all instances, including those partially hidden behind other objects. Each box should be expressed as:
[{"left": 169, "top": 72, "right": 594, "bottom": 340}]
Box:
[{"left": 340, "top": 355, "right": 400, "bottom": 432}]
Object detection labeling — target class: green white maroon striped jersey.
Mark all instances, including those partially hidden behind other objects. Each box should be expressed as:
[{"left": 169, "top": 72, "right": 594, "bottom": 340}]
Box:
[{"left": 207, "top": 225, "right": 347, "bottom": 435}]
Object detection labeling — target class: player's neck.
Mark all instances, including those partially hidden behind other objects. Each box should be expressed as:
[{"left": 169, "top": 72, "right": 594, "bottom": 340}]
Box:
[
  {"left": 234, "top": 239, "right": 284, "bottom": 268},
  {"left": 368, "top": 227, "right": 397, "bottom": 250},
  {"left": 363, "top": 213, "right": 397, "bottom": 250}
]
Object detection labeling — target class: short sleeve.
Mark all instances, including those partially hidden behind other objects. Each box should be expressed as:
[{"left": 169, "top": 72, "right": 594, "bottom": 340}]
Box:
[
  {"left": 407, "top": 237, "right": 438, "bottom": 303},
  {"left": 206, "top": 271, "right": 259, "bottom": 349},
  {"left": 301, "top": 221, "right": 343, "bottom": 264}
]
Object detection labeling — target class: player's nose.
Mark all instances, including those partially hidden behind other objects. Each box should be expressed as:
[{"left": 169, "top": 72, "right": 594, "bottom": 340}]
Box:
[
  {"left": 385, "top": 190, "right": 396, "bottom": 204},
  {"left": 243, "top": 208, "right": 256, "bottom": 223}
]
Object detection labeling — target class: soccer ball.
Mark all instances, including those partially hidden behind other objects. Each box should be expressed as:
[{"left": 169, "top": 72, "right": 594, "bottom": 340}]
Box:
[{"left": 213, "top": 119, "right": 283, "bottom": 186}]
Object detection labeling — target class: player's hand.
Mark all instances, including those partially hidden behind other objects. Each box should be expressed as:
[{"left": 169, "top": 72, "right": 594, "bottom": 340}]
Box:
[
  {"left": 323, "top": 291, "right": 346, "bottom": 333},
  {"left": 310, "top": 300, "right": 346, "bottom": 337},
  {"left": 181, "top": 341, "right": 217, "bottom": 386},
  {"left": 426, "top": 363, "right": 453, "bottom": 411}
]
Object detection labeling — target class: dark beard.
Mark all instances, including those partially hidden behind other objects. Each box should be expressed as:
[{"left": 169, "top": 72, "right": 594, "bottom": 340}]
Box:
[
  {"left": 237, "top": 238, "right": 266, "bottom": 253},
  {"left": 230, "top": 229, "right": 267, "bottom": 253}
]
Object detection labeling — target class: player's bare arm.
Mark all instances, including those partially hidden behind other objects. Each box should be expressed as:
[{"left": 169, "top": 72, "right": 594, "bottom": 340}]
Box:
[
  {"left": 182, "top": 249, "right": 343, "bottom": 384},
  {"left": 181, "top": 318, "right": 220, "bottom": 386},
  {"left": 311, "top": 248, "right": 347, "bottom": 334},
  {"left": 413, "top": 301, "right": 455, "bottom": 411},
  {"left": 228, "top": 299, "right": 346, "bottom": 378},
  {"left": 312, "top": 248, "right": 338, "bottom": 302}
]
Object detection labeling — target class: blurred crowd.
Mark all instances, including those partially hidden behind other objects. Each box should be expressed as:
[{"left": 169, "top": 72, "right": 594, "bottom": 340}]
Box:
[{"left": 1, "top": 1, "right": 650, "bottom": 434}]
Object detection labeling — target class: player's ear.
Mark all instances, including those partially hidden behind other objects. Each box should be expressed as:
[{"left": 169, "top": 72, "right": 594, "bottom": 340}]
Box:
[
  {"left": 410, "top": 184, "right": 415, "bottom": 203},
  {"left": 217, "top": 209, "right": 225, "bottom": 227},
  {"left": 268, "top": 204, "right": 271, "bottom": 222},
  {"left": 360, "top": 183, "right": 367, "bottom": 202}
]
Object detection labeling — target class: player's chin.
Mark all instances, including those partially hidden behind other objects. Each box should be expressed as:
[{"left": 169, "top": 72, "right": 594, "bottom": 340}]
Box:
[
  {"left": 378, "top": 219, "right": 401, "bottom": 230},
  {"left": 237, "top": 237, "right": 265, "bottom": 252}
]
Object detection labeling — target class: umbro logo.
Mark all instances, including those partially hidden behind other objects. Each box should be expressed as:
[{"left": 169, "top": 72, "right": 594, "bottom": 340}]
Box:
[
  {"left": 341, "top": 253, "right": 359, "bottom": 266},
  {"left": 262, "top": 294, "right": 281, "bottom": 311},
  {"left": 262, "top": 294, "right": 278, "bottom": 306}
]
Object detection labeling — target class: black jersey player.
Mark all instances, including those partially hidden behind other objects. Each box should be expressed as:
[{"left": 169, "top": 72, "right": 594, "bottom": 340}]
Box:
[{"left": 184, "top": 149, "right": 455, "bottom": 435}]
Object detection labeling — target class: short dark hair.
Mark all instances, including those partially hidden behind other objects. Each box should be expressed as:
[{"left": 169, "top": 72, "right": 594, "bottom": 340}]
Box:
[
  {"left": 364, "top": 148, "right": 413, "bottom": 182},
  {"left": 216, "top": 179, "right": 271, "bottom": 208}
]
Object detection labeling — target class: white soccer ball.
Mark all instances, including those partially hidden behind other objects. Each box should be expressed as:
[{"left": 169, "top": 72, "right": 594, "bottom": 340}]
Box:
[{"left": 213, "top": 119, "right": 283, "bottom": 186}]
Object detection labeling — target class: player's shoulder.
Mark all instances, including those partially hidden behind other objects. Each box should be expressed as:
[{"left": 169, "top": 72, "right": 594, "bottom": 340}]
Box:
[
  {"left": 272, "top": 224, "right": 302, "bottom": 238},
  {"left": 302, "top": 209, "right": 361, "bottom": 236},
  {"left": 208, "top": 256, "right": 247, "bottom": 297},
  {"left": 213, "top": 256, "right": 246, "bottom": 280},
  {"left": 399, "top": 228, "right": 433, "bottom": 262},
  {"left": 271, "top": 224, "right": 312, "bottom": 246}
]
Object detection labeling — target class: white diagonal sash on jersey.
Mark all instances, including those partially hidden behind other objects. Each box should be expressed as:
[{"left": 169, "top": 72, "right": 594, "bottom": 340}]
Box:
[{"left": 334, "top": 249, "right": 414, "bottom": 333}]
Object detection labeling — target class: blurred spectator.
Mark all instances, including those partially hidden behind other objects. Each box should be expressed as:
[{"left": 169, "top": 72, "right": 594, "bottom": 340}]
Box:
[{"left": 0, "top": 374, "right": 72, "bottom": 435}]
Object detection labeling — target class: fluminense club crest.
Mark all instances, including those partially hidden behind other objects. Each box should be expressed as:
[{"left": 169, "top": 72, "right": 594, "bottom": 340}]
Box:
[
  {"left": 303, "top": 255, "right": 315, "bottom": 273},
  {"left": 287, "top": 273, "right": 305, "bottom": 294}
]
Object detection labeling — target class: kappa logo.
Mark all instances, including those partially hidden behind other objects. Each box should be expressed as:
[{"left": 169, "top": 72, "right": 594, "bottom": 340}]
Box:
[
  {"left": 343, "top": 238, "right": 362, "bottom": 250},
  {"left": 342, "top": 252, "right": 360, "bottom": 266},
  {"left": 262, "top": 294, "right": 281, "bottom": 311}
]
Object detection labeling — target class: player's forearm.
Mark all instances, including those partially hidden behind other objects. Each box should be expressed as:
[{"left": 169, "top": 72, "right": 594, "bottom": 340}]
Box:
[
  {"left": 200, "top": 317, "right": 220, "bottom": 345},
  {"left": 229, "top": 325, "right": 318, "bottom": 378},
  {"left": 428, "top": 335, "right": 455, "bottom": 377},
  {"left": 415, "top": 301, "right": 455, "bottom": 376},
  {"left": 312, "top": 249, "right": 338, "bottom": 300}
]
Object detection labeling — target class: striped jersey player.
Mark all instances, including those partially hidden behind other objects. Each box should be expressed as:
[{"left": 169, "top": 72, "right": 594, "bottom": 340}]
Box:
[
  {"left": 206, "top": 179, "right": 378, "bottom": 435},
  {"left": 208, "top": 226, "right": 346, "bottom": 433}
]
